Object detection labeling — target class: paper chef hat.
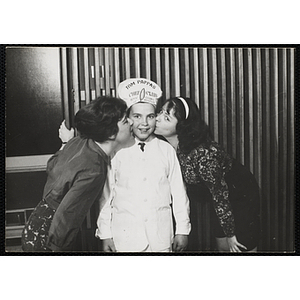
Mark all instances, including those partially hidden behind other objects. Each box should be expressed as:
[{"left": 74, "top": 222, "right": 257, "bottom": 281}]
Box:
[{"left": 117, "top": 78, "right": 162, "bottom": 108}]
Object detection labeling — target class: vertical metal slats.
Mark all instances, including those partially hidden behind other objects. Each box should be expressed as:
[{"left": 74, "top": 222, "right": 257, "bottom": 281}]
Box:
[{"left": 59, "top": 46, "right": 294, "bottom": 252}]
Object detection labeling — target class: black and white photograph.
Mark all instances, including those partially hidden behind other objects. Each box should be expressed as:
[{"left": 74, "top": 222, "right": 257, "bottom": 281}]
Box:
[
  {"left": 1, "top": 1, "right": 299, "bottom": 298},
  {"left": 5, "top": 46, "right": 295, "bottom": 254}
]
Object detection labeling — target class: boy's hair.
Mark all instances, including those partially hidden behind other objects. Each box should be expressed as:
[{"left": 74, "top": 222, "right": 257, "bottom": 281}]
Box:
[
  {"left": 164, "top": 97, "right": 210, "bottom": 154},
  {"left": 126, "top": 101, "right": 156, "bottom": 117},
  {"left": 75, "top": 96, "right": 127, "bottom": 143}
]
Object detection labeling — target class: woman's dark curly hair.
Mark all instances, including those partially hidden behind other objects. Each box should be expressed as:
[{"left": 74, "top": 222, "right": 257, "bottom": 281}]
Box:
[
  {"left": 74, "top": 96, "right": 127, "bottom": 143},
  {"left": 163, "top": 97, "right": 211, "bottom": 154}
]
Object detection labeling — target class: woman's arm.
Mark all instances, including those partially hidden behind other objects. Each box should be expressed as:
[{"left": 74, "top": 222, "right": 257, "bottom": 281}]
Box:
[
  {"left": 196, "top": 148, "right": 247, "bottom": 251},
  {"left": 46, "top": 121, "right": 75, "bottom": 171},
  {"left": 47, "top": 171, "right": 106, "bottom": 251},
  {"left": 195, "top": 148, "right": 235, "bottom": 237}
]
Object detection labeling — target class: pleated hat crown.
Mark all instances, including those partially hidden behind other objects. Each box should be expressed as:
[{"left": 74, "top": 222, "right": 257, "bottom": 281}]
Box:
[{"left": 117, "top": 78, "right": 162, "bottom": 108}]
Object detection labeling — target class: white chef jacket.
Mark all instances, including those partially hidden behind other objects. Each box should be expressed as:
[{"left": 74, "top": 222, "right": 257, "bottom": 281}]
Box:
[{"left": 96, "top": 137, "right": 191, "bottom": 252}]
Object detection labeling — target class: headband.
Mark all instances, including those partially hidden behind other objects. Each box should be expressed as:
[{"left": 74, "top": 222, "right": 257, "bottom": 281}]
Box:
[{"left": 177, "top": 97, "right": 189, "bottom": 119}]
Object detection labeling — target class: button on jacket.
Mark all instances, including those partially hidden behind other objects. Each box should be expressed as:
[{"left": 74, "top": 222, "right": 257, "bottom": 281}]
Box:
[
  {"left": 44, "top": 136, "right": 109, "bottom": 251},
  {"left": 97, "top": 138, "right": 191, "bottom": 252}
]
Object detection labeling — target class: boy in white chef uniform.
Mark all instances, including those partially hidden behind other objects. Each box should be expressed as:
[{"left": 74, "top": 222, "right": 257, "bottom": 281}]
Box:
[{"left": 96, "top": 78, "right": 191, "bottom": 252}]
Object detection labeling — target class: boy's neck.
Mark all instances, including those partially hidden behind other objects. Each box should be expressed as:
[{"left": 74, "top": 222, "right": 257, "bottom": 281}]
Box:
[{"left": 135, "top": 134, "right": 155, "bottom": 143}]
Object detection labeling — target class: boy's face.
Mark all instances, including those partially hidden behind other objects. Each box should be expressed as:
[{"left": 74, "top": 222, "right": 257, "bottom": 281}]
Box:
[{"left": 128, "top": 102, "right": 156, "bottom": 142}]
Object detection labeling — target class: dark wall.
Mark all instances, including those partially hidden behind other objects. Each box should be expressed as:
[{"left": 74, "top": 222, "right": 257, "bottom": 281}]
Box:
[
  {"left": 6, "top": 171, "right": 47, "bottom": 210},
  {"left": 6, "top": 47, "right": 63, "bottom": 156}
]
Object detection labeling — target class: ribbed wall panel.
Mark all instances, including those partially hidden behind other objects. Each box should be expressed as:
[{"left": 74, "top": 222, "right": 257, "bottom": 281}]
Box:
[
  {"left": 220, "top": 48, "right": 228, "bottom": 152},
  {"left": 262, "top": 48, "right": 271, "bottom": 250},
  {"left": 62, "top": 47, "right": 294, "bottom": 252},
  {"left": 154, "top": 48, "right": 161, "bottom": 88},
  {"left": 88, "top": 48, "right": 95, "bottom": 101},
  {"left": 70, "top": 48, "right": 80, "bottom": 115},
  {"left": 271, "top": 48, "right": 280, "bottom": 250},
  {"left": 230, "top": 48, "right": 237, "bottom": 160},
  {"left": 237, "top": 48, "right": 245, "bottom": 165},
  {"left": 288, "top": 50, "right": 295, "bottom": 251},
  {"left": 60, "top": 48, "right": 70, "bottom": 128},
  {"left": 94, "top": 48, "right": 101, "bottom": 99},
  {"left": 83, "top": 48, "right": 90, "bottom": 104},
  {"left": 164, "top": 48, "right": 171, "bottom": 100}
]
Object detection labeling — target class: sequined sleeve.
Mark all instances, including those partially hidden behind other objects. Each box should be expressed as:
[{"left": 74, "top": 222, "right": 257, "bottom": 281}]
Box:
[
  {"left": 198, "top": 147, "right": 235, "bottom": 236},
  {"left": 180, "top": 146, "right": 235, "bottom": 237}
]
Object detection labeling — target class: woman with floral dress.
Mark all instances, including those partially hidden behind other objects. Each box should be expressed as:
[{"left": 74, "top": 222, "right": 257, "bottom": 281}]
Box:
[
  {"left": 21, "top": 96, "right": 134, "bottom": 251},
  {"left": 155, "top": 96, "right": 261, "bottom": 252}
]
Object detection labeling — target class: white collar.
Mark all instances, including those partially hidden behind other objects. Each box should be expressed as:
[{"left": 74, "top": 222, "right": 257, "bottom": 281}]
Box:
[{"left": 134, "top": 136, "right": 155, "bottom": 145}]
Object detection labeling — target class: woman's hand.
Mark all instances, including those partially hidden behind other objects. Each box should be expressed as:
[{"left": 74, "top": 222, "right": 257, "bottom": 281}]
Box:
[
  {"left": 59, "top": 120, "right": 75, "bottom": 143},
  {"left": 227, "top": 235, "right": 247, "bottom": 252},
  {"left": 102, "top": 238, "right": 116, "bottom": 252}
]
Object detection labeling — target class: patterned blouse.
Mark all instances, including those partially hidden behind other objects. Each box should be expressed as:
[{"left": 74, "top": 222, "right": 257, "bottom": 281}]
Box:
[{"left": 177, "top": 141, "right": 235, "bottom": 237}]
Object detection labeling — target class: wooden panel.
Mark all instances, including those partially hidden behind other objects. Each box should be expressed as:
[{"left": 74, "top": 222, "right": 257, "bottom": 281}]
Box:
[
  {"left": 247, "top": 48, "right": 254, "bottom": 172},
  {"left": 88, "top": 48, "right": 96, "bottom": 101},
  {"left": 199, "top": 48, "right": 208, "bottom": 123},
  {"left": 173, "top": 47, "right": 180, "bottom": 96},
  {"left": 254, "top": 48, "right": 263, "bottom": 188},
  {"left": 145, "top": 47, "right": 151, "bottom": 79},
  {"left": 279, "top": 48, "right": 288, "bottom": 249},
  {"left": 230, "top": 48, "right": 237, "bottom": 159},
  {"left": 78, "top": 48, "right": 86, "bottom": 104},
  {"left": 114, "top": 48, "right": 121, "bottom": 96},
  {"left": 211, "top": 48, "right": 218, "bottom": 142},
  {"left": 6, "top": 155, "right": 52, "bottom": 173},
  {"left": 94, "top": 48, "right": 101, "bottom": 99},
  {"left": 154, "top": 48, "right": 162, "bottom": 88},
  {"left": 83, "top": 48, "right": 90, "bottom": 104},
  {"left": 104, "top": 48, "right": 110, "bottom": 96},
  {"left": 99, "top": 48, "right": 105, "bottom": 96},
  {"left": 190, "top": 48, "right": 200, "bottom": 109},
  {"left": 108, "top": 48, "right": 116, "bottom": 97},
  {"left": 262, "top": 48, "right": 271, "bottom": 250},
  {"left": 134, "top": 48, "right": 140, "bottom": 78},
  {"left": 124, "top": 47, "right": 130, "bottom": 79},
  {"left": 271, "top": 48, "right": 279, "bottom": 250},
  {"left": 237, "top": 48, "right": 245, "bottom": 164},
  {"left": 183, "top": 48, "right": 190, "bottom": 97},
  {"left": 288, "top": 49, "right": 295, "bottom": 251},
  {"left": 71, "top": 48, "right": 80, "bottom": 114},
  {"left": 164, "top": 48, "right": 170, "bottom": 100},
  {"left": 60, "top": 48, "right": 71, "bottom": 126},
  {"left": 254, "top": 49, "right": 264, "bottom": 240},
  {"left": 219, "top": 48, "right": 228, "bottom": 152},
  {"left": 6, "top": 47, "right": 63, "bottom": 156}
]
